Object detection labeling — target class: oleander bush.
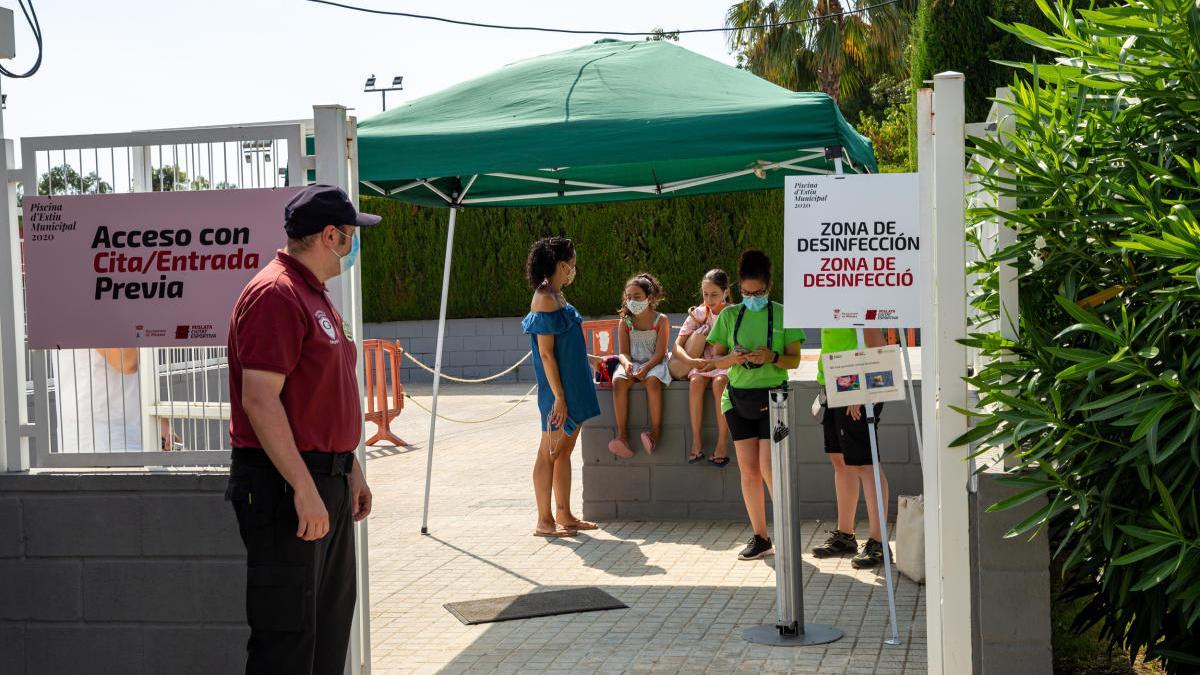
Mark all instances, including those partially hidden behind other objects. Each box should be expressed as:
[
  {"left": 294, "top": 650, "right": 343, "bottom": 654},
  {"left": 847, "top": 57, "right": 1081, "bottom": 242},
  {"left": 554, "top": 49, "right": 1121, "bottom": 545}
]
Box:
[{"left": 960, "top": 0, "right": 1200, "bottom": 671}]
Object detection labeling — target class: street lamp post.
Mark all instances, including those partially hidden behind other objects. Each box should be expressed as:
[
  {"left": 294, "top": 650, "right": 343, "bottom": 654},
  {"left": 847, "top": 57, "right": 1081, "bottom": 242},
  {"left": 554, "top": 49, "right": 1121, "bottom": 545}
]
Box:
[{"left": 364, "top": 74, "right": 404, "bottom": 112}]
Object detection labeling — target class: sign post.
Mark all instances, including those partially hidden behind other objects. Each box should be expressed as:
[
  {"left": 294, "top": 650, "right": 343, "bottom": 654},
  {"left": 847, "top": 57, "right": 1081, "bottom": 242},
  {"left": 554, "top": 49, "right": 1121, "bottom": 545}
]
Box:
[
  {"left": 784, "top": 169, "right": 924, "bottom": 646},
  {"left": 744, "top": 387, "right": 845, "bottom": 647}
]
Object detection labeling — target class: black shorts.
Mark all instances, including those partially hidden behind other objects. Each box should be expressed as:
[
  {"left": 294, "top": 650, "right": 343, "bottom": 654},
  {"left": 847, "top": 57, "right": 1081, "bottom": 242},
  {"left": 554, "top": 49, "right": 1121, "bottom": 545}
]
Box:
[
  {"left": 724, "top": 408, "right": 770, "bottom": 441},
  {"left": 823, "top": 403, "right": 884, "bottom": 466}
]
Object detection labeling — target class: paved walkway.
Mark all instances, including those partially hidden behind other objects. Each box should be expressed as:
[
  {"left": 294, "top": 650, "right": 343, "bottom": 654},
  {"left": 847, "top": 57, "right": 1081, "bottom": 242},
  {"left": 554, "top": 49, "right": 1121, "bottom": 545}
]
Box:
[{"left": 364, "top": 383, "right": 925, "bottom": 674}]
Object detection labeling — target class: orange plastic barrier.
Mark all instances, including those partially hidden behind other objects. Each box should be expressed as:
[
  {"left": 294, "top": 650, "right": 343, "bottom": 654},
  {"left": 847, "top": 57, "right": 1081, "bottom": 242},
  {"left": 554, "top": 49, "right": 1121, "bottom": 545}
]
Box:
[
  {"left": 885, "top": 328, "right": 921, "bottom": 347},
  {"left": 363, "top": 339, "right": 409, "bottom": 447},
  {"left": 582, "top": 319, "right": 621, "bottom": 356}
]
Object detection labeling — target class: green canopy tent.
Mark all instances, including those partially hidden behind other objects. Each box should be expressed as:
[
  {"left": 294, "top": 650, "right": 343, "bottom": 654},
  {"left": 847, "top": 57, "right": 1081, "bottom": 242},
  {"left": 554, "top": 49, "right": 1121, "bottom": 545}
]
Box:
[{"left": 354, "top": 38, "right": 877, "bottom": 531}]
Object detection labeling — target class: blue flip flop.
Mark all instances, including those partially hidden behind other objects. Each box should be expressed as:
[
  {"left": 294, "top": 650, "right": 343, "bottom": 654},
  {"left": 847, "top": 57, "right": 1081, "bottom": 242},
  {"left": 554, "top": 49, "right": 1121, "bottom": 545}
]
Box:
[{"left": 708, "top": 455, "right": 730, "bottom": 468}]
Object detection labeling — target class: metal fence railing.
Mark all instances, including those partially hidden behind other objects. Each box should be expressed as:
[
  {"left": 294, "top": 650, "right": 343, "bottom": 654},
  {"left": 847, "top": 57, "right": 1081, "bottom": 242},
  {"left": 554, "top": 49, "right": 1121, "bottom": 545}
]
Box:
[{"left": 18, "top": 123, "right": 309, "bottom": 467}]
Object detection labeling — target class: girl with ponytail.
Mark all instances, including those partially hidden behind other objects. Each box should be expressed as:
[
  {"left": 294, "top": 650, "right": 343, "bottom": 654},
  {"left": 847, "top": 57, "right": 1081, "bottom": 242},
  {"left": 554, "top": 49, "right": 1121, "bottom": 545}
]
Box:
[
  {"left": 521, "top": 237, "right": 601, "bottom": 538},
  {"left": 607, "top": 272, "right": 671, "bottom": 458}
]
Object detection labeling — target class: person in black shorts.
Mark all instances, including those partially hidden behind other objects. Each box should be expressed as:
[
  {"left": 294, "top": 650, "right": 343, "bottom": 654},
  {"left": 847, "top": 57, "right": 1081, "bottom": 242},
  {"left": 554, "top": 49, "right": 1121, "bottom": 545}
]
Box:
[
  {"left": 704, "top": 250, "right": 806, "bottom": 561},
  {"left": 811, "top": 328, "right": 893, "bottom": 569}
]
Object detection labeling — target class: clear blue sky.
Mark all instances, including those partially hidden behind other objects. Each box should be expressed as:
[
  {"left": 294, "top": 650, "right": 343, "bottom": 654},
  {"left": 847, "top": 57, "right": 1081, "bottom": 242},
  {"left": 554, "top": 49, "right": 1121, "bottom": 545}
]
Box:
[{"left": 2, "top": 0, "right": 740, "bottom": 143}]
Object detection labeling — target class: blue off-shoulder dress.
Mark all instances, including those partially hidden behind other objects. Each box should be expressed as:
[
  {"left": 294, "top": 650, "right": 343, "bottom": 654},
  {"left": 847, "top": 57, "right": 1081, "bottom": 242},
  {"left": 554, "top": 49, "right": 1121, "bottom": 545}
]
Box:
[{"left": 522, "top": 303, "right": 601, "bottom": 437}]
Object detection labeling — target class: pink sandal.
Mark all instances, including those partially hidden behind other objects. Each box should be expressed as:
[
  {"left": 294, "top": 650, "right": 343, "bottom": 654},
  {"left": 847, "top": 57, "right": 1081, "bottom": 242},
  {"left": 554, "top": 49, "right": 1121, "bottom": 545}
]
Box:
[
  {"left": 607, "top": 438, "right": 634, "bottom": 458},
  {"left": 640, "top": 432, "right": 656, "bottom": 455}
]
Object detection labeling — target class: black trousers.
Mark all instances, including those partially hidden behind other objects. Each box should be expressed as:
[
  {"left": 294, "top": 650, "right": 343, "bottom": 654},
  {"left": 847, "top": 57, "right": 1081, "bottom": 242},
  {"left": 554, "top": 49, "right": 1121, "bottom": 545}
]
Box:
[
  {"left": 822, "top": 403, "right": 884, "bottom": 466},
  {"left": 226, "top": 449, "right": 356, "bottom": 675}
]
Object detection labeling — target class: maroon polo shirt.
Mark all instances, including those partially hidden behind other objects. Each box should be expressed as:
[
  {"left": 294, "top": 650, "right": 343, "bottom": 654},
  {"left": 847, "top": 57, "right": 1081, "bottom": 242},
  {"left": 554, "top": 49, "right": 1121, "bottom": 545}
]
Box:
[{"left": 228, "top": 251, "right": 360, "bottom": 453}]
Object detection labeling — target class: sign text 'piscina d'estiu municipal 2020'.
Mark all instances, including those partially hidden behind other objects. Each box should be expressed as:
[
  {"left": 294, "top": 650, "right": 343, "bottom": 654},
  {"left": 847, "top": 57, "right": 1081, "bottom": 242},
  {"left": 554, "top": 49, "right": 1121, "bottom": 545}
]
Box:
[
  {"left": 783, "top": 174, "right": 922, "bottom": 330},
  {"left": 22, "top": 187, "right": 304, "bottom": 349}
]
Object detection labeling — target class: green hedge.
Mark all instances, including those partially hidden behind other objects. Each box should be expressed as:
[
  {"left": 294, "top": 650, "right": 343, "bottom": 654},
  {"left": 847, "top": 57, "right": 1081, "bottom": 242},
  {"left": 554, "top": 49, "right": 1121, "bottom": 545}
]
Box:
[{"left": 359, "top": 191, "right": 787, "bottom": 322}]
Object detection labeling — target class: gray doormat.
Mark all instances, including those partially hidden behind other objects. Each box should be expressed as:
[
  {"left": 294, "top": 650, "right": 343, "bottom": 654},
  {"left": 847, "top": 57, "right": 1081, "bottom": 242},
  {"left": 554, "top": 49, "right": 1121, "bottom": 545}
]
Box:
[{"left": 444, "top": 587, "right": 627, "bottom": 625}]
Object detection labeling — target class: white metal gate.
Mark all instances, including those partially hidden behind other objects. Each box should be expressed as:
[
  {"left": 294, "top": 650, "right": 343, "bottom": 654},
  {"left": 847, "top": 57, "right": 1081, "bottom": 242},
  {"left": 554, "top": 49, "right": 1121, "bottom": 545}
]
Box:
[
  {"left": 1, "top": 109, "right": 371, "bottom": 674},
  {"left": 17, "top": 122, "right": 306, "bottom": 467}
]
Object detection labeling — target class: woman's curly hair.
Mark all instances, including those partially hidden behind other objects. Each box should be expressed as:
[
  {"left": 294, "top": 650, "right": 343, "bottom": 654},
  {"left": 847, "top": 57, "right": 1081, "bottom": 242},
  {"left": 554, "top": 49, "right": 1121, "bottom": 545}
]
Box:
[{"left": 525, "top": 237, "right": 575, "bottom": 290}]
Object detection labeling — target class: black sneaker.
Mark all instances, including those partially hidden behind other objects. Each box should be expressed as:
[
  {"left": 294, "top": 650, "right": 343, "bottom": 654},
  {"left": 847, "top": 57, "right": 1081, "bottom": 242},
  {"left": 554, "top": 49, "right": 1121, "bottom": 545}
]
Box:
[
  {"left": 738, "top": 535, "right": 774, "bottom": 560},
  {"left": 851, "top": 538, "right": 892, "bottom": 569},
  {"left": 812, "top": 530, "right": 858, "bottom": 558}
]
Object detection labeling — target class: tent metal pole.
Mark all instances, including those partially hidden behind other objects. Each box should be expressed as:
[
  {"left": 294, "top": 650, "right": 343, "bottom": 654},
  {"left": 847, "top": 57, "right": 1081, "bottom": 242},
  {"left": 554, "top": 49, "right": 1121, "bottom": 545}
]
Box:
[{"left": 420, "top": 205, "right": 458, "bottom": 534}]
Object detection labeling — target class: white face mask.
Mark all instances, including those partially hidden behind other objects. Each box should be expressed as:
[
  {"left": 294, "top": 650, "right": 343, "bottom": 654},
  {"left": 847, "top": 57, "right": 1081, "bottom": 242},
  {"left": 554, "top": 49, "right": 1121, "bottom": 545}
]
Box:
[{"left": 626, "top": 298, "right": 650, "bottom": 315}]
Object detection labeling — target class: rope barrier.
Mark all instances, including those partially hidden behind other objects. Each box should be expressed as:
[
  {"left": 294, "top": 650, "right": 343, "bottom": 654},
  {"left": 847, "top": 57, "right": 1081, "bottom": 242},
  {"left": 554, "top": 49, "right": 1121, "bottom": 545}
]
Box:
[
  {"left": 404, "top": 385, "right": 538, "bottom": 424},
  {"left": 403, "top": 350, "right": 532, "bottom": 383}
]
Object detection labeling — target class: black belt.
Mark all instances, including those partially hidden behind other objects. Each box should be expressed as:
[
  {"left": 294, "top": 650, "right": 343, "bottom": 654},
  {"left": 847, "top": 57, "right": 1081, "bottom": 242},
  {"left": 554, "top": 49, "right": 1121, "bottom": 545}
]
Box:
[{"left": 232, "top": 447, "right": 355, "bottom": 476}]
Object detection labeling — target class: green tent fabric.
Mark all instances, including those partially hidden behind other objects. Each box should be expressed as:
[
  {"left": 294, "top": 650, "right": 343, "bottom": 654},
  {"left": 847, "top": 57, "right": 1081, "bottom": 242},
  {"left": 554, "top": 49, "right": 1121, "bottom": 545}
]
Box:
[{"left": 356, "top": 39, "right": 876, "bottom": 207}]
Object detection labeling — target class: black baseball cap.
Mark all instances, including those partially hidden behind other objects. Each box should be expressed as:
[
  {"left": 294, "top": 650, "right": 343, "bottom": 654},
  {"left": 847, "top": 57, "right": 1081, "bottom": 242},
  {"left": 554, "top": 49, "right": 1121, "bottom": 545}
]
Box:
[{"left": 284, "top": 184, "right": 382, "bottom": 238}]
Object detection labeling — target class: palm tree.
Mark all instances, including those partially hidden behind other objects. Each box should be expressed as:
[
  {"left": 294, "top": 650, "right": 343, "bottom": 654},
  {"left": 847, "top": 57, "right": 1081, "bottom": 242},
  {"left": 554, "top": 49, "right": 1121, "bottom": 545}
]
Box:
[{"left": 727, "top": 0, "right": 914, "bottom": 102}]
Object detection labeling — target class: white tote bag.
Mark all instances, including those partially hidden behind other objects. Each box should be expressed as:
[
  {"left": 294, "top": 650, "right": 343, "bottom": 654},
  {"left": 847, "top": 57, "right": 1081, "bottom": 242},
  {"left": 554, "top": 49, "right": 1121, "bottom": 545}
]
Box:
[{"left": 896, "top": 494, "right": 925, "bottom": 583}]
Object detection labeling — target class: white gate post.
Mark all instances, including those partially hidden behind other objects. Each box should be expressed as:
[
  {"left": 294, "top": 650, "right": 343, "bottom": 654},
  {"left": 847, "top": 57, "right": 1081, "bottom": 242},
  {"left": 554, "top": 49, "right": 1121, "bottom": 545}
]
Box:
[
  {"left": 916, "top": 85, "right": 944, "bottom": 673},
  {"left": 0, "top": 126, "right": 29, "bottom": 471},
  {"left": 925, "top": 71, "right": 973, "bottom": 673},
  {"left": 127, "top": 145, "right": 161, "bottom": 455},
  {"left": 314, "top": 104, "right": 370, "bottom": 675},
  {"left": 994, "top": 89, "right": 1020, "bottom": 352}
]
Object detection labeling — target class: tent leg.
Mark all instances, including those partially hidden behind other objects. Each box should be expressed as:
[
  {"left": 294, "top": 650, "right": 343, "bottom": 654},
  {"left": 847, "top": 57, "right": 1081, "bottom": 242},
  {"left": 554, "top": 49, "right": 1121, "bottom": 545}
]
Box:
[{"left": 420, "top": 207, "right": 458, "bottom": 535}]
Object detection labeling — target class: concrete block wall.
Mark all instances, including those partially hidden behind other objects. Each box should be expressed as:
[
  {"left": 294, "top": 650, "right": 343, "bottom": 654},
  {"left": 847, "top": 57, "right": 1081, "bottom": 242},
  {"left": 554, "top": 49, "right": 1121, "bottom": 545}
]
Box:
[
  {"left": 971, "top": 473, "right": 1054, "bottom": 674},
  {"left": 365, "top": 317, "right": 538, "bottom": 385},
  {"left": 0, "top": 472, "right": 247, "bottom": 675},
  {"left": 581, "top": 380, "right": 924, "bottom": 521}
]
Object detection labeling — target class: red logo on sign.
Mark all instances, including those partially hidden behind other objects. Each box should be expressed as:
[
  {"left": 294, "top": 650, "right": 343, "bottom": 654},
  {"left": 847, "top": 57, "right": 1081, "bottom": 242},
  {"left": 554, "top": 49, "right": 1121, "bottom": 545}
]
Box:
[
  {"left": 175, "top": 325, "right": 190, "bottom": 339},
  {"left": 865, "top": 310, "right": 877, "bottom": 320}
]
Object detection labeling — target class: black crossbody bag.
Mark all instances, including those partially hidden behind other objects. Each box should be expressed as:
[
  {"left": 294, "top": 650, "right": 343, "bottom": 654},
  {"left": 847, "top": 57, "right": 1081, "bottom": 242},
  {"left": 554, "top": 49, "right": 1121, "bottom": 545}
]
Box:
[{"left": 726, "top": 303, "right": 778, "bottom": 420}]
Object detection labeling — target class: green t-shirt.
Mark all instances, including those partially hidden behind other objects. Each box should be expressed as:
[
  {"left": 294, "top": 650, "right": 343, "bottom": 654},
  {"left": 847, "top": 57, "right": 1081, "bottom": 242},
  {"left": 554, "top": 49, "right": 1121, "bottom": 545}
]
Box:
[
  {"left": 817, "top": 327, "right": 860, "bottom": 385},
  {"left": 707, "top": 302, "right": 806, "bottom": 412}
]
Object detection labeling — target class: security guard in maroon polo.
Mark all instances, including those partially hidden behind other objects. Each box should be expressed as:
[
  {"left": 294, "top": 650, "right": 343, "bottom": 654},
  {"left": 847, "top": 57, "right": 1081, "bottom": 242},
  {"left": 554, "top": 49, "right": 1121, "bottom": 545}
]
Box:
[{"left": 225, "top": 184, "right": 379, "bottom": 675}]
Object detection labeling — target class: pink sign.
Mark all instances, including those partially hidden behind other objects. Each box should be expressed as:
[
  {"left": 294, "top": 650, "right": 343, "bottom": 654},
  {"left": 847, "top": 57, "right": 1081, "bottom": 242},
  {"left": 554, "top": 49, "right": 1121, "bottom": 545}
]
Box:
[{"left": 22, "top": 187, "right": 304, "bottom": 348}]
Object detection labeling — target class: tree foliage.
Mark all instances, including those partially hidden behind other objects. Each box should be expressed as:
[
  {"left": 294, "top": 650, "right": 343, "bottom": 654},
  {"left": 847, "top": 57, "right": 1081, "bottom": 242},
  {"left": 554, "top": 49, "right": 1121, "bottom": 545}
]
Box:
[
  {"left": 908, "top": 0, "right": 1055, "bottom": 122},
  {"left": 37, "top": 164, "right": 112, "bottom": 196},
  {"left": 150, "top": 164, "right": 210, "bottom": 192},
  {"left": 726, "top": 0, "right": 915, "bottom": 114},
  {"left": 855, "top": 75, "right": 914, "bottom": 172},
  {"left": 962, "top": 1, "right": 1200, "bottom": 670}
]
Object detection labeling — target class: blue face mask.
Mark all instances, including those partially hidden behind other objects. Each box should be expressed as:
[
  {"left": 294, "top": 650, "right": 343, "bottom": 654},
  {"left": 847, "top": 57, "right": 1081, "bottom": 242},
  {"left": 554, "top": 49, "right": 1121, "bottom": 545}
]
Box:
[
  {"left": 331, "top": 228, "right": 360, "bottom": 273},
  {"left": 742, "top": 294, "right": 769, "bottom": 312}
]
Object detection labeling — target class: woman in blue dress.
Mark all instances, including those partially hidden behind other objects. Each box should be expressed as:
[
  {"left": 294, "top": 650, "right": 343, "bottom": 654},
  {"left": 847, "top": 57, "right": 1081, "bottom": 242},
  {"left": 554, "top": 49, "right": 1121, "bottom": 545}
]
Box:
[{"left": 522, "top": 237, "right": 602, "bottom": 537}]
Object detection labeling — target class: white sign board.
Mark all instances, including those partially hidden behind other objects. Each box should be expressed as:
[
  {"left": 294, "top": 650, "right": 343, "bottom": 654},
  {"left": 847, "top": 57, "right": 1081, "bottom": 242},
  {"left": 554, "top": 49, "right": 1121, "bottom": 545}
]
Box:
[
  {"left": 22, "top": 188, "right": 301, "bottom": 348},
  {"left": 822, "top": 345, "right": 906, "bottom": 407},
  {"left": 784, "top": 173, "right": 921, "bottom": 328}
]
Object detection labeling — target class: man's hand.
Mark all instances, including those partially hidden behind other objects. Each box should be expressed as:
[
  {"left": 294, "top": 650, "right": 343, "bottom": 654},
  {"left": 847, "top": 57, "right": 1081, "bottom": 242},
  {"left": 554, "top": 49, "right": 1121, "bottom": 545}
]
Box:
[
  {"left": 294, "top": 485, "right": 330, "bottom": 541},
  {"left": 848, "top": 405, "right": 863, "bottom": 421},
  {"left": 158, "top": 418, "right": 181, "bottom": 451},
  {"left": 350, "top": 466, "right": 372, "bottom": 522}
]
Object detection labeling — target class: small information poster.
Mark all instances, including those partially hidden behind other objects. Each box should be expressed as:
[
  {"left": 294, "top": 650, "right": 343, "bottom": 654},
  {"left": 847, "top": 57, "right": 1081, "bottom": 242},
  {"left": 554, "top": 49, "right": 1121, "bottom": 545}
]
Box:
[
  {"left": 822, "top": 345, "right": 906, "bottom": 407},
  {"left": 783, "top": 173, "right": 921, "bottom": 329}
]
